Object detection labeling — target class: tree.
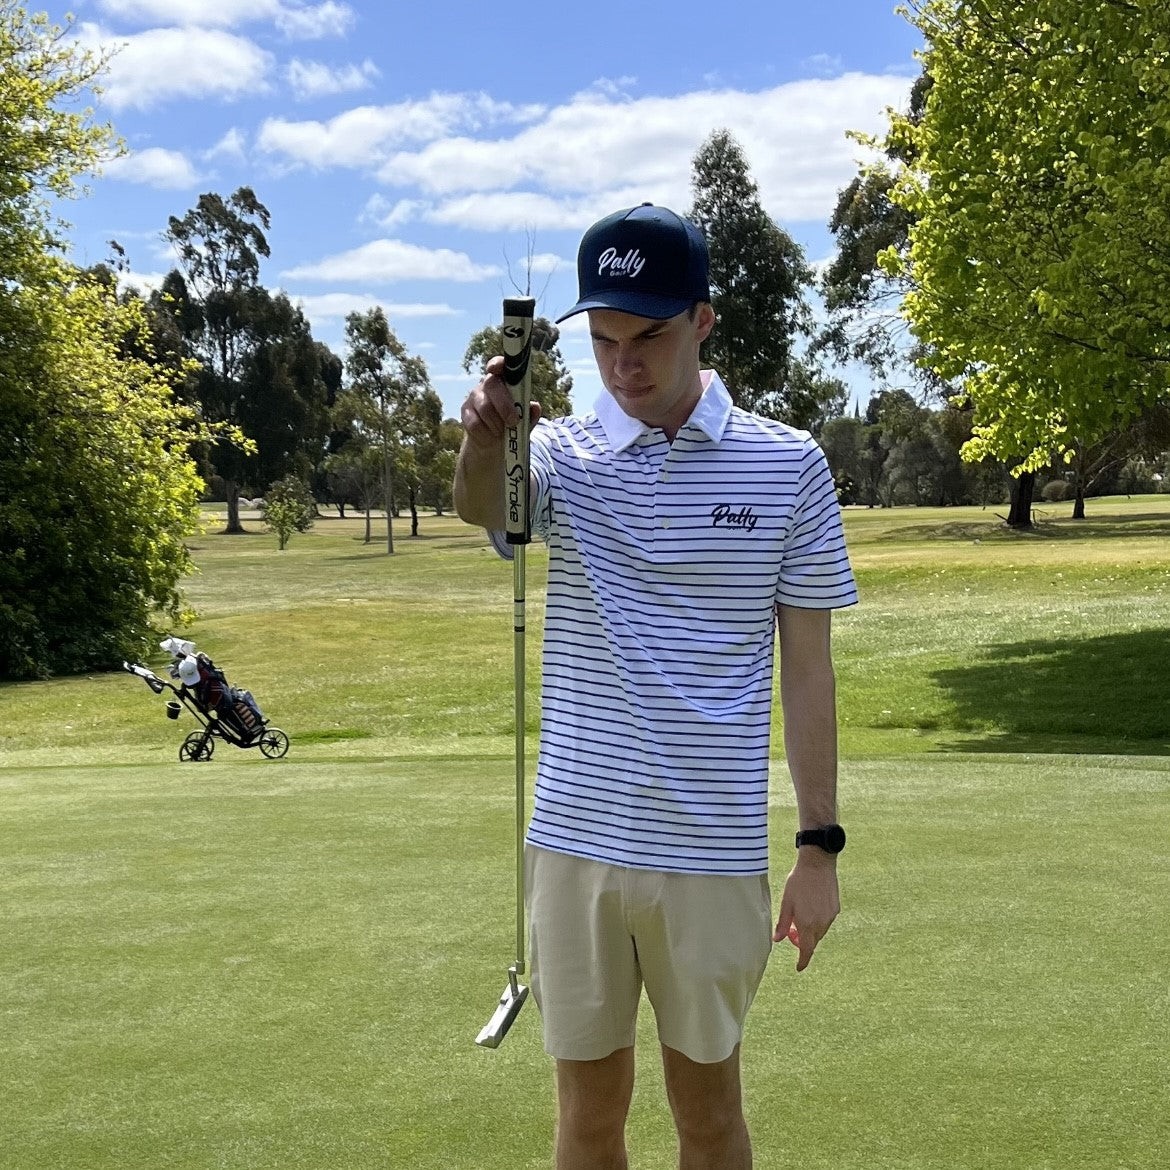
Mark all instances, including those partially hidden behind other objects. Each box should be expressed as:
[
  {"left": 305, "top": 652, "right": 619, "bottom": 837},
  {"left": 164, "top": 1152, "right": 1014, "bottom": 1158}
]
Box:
[
  {"left": 1063, "top": 404, "right": 1170, "bottom": 519},
  {"left": 261, "top": 474, "right": 315, "bottom": 550},
  {"left": 883, "top": 1, "right": 1170, "bottom": 498},
  {"left": 394, "top": 387, "right": 445, "bottom": 535},
  {"left": 462, "top": 316, "right": 573, "bottom": 418},
  {"left": 0, "top": 7, "right": 210, "bottom": 677},
  {"left": 819, "top": 72, "right": 932, "bottom": 382},
  {"left": 237, "top": 291, "right": 332, "bottom": 494},
  {"left": 783, "top": 359, "right": 848, "bottom": 434},
  {"left": 421, "top": 419, "right": 463, "bottom": 515},
  {"left": 311, "top": 339, "right": 347, "bottom": 510},
  {"left": 322, "top": 444, "right": 383, "bottom": 541},
  {"left": 687, "top": 129, "right": 814, "bottom": 419},
  {"left": 337, "top": 307, "right": 431, "bottom": 553},
  {"left": 163, "top": 187, "right": 272, "bottom": 534},
  {"left": 1, "top": 272, "right": 209, "bottom": 677},
  {"left": 0, "top": 4, "right": 109, "bottom": 290}
]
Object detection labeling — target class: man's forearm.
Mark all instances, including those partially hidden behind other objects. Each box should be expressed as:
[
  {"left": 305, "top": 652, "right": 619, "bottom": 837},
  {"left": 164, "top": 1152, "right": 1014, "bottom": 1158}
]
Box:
[
  {"left": 776, "top": 606, "right": 839, "bottom": 828},
  {"left": 781, "top": 663, "right": 839, "bottom": 828}
]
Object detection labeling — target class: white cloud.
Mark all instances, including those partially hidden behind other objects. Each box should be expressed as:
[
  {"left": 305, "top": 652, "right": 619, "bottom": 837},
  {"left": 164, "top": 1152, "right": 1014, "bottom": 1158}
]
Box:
[
  {"left": 98, "top": 0, "right": 277, "bottom": 25},
  {"left": 556, "top": 313, "right": 593, "bottom": 338},
  {"left": 96, "top": 1, "right": 355, "bottom": 38},
  {"left": 281, "top": 239, "right": 502, "bottom": 283},
  {"left": 276, "top": 1, "right": 355, "bottom": 40},
  {"left": 808, "top": 253, "right": 836, "bottom": 280},
  {"left": 103, "top": 147, "right": 201, "bottom": 188},
  {"left": 287, "top": 58, "right": 379, "bottom": 100},
  {"left": 115, "top": 269, "right": 168, "bottom": 295},
  {"left": 403, "top": 189, "right": 668, "bottom": 232},
  {"left": 256, "top": 94, "right": 546, "bottom": 168},
  {"left": 374, "top": 77, "right": 911, "bottom": 223},
  {"left": 802, "top": 53, "right": 844, "bottom": 76},
  {"left": 204, "top": 127, "right": 248, "bottom": 162},
  {"left": 76, "top": 24, "right": 272, "bottom": 110},
  {"left": 257, "top": 74, "right": 912, "bottom": 225},
  {"left": 527, "top": 253, "right": 565, "bottom": 275},
  {"left": 287, "top": 292, "right": 463, "bottom": 321},
  {"left": 575, "top": 76, "right": 638, "bottom": 98},
  {"left": 360, "top": 195, "right": 425, "bottom": 229}
]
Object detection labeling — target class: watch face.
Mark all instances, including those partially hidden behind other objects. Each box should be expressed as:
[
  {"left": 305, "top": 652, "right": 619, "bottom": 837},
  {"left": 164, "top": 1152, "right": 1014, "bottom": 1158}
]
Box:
[{"left": 824, "top": 824, "right": 847, "bottom": 853}]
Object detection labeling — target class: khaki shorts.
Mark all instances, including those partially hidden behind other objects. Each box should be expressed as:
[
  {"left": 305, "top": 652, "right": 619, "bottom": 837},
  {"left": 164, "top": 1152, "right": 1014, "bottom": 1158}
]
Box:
[{"left": 525, "top": 845, "right": 773, "bottom": 1065}]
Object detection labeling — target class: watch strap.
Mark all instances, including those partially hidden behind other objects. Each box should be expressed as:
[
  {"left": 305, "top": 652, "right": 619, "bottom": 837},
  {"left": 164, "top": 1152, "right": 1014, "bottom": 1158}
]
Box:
[{"left": 795, "top": 824, "right": 846, "bottom": 854}]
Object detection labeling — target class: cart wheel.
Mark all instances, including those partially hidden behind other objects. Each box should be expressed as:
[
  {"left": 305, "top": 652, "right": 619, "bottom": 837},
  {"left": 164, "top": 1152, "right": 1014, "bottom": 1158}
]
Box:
[
  {"left": 258, "top": 728, "right": 290, "bottom": 759},
  {"left": 179, "top": 731, "right": 214, "bottom": 762}
]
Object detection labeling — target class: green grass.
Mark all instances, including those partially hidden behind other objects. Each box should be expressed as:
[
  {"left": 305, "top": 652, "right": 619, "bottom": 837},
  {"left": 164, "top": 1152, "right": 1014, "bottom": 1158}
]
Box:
[{"left": 2, "top": 496, "right": 1169, "bottom": 1168}]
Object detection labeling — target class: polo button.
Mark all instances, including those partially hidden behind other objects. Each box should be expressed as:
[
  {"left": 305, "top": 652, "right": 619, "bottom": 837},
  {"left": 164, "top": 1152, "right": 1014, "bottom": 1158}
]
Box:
[
  {"left": 660, "top": 518, "right": 670, "bottom": 529},
  {"left": 661, "top": 471, "right": 671, "bottom": 482}
]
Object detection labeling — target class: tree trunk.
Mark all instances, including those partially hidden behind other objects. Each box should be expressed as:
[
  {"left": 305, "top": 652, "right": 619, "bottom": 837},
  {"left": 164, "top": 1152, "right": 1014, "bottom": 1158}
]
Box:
[
  {"left": 1072, "top": 484, "right": 1086, "bottom": 520},
  {"left": 410, "top": 486, "right": 419, "bottom": 537},
  {"left": 364, "top": 504, "right": 371, "bottom": 544},
  {"left": 1007, "top": 471, "right": 1036, "bottom": 528},
  {"left": 382, "top": 444, "right": 395, "bottom": 555},
  {"left": 223, "top": 478, "right": 245, "bottom": 534}
]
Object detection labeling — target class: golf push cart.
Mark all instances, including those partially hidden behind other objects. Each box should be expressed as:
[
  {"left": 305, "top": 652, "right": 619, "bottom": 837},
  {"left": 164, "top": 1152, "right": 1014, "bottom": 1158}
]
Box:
[{"left": 123, "top": 636, "right": 290, "bottom": 762}]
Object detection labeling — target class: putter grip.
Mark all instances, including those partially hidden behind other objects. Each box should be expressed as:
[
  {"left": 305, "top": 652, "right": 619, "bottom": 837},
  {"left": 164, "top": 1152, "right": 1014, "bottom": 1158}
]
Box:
[{"left": 501, "top": 297, "right": 535, "bottom": 545}]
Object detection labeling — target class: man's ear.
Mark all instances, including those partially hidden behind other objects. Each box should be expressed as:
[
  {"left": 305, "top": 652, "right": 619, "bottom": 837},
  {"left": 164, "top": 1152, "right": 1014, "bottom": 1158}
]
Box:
[{"left": 694, "top": 301, "right": 716, "bottom": 343}]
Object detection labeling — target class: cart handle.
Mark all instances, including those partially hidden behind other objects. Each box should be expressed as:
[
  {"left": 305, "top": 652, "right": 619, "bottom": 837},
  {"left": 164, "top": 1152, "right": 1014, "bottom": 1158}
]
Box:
[{"left": 122, "top": 661, "right": 176, "bottom": 696}]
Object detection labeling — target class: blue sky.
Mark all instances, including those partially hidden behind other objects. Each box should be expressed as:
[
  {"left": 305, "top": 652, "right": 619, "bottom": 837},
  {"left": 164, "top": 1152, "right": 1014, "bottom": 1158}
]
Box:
[{"left": 51, "top": 1, "right": 923, "bottom": 419}]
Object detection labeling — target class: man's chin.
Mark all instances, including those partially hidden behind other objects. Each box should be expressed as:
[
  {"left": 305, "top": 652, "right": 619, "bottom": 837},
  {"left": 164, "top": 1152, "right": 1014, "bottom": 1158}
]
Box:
[{"left": 614, "top": 386, "right": 654, "bottom": 408}]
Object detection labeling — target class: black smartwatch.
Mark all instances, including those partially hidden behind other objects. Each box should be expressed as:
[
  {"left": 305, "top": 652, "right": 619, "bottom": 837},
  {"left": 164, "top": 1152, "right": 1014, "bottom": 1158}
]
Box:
[{"left": 795, "top": 824, "right": 846, "bottom": 854}]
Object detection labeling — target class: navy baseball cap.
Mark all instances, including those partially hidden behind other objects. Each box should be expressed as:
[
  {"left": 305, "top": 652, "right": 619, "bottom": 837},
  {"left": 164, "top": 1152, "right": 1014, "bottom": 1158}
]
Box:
[{"left": 555, "top": 203, "right": 711, "bottom": 323}]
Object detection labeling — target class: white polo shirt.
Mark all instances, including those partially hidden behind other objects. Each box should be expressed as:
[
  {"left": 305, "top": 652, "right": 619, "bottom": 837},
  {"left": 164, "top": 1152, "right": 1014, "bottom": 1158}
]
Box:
[{"left": 516, "top": 370, "right": 857, "bottom": 876}]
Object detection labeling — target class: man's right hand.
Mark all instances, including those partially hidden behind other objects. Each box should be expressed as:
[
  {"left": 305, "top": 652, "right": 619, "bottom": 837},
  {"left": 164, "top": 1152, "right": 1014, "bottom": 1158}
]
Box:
[
  {"left": 459, "top": 355, "right": 542, "bottom": 452},
  {"left": 454, "top": 355, "right": 542, "bottom": 528}
]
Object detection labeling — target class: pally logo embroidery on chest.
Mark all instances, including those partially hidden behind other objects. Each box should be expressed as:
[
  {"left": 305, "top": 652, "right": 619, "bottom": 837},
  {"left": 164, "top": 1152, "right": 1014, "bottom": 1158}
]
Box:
[
  {"left": 597, "top": 247, "right": 646, "bottom": 279},
  {"left": 711, "top": 504, "right": 759, "bottom": 532}
]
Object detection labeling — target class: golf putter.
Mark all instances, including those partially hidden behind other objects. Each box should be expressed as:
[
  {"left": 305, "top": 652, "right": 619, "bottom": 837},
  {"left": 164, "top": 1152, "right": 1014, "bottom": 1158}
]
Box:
[{"left": 476, "top": 296, "right": 535, "bottom": 1049}]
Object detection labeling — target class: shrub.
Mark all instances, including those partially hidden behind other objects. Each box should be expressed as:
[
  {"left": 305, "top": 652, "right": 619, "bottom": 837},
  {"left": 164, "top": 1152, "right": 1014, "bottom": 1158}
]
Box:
[{"left": 261, "top": 476, "right": 315, "bottom": 550}]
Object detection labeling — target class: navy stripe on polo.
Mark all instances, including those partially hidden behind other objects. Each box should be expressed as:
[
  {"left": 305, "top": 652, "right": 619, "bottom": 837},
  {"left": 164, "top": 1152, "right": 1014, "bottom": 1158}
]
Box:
[{"left": 514, "top": 371, "right": 858, "bottom": 876}]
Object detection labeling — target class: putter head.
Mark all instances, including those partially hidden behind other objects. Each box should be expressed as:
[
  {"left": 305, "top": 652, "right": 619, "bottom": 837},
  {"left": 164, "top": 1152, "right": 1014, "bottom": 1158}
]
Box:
[{"left": 475, "top": 968, "right": 529, "bottom": 1049}]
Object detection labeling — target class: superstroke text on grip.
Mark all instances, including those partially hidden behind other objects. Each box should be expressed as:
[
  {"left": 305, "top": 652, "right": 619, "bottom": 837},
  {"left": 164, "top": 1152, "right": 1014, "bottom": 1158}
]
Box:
[{"left": 500, "top": 297, "right": 535, "bottom": 545}]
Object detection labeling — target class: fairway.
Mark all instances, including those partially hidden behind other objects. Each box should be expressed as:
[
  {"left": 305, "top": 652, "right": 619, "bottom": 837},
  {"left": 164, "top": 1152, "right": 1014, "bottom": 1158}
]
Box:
[{"left": 2, "top": 498, "right": 1169, "bottom": 1169}]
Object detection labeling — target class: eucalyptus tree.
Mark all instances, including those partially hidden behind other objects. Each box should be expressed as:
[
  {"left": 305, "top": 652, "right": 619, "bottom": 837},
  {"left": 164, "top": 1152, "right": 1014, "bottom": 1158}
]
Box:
[
  {"left": 164, "top": 187, "right": 272, "bottom": 532},
  {"left": 462, "top": 316, "right": 573, "bottom": 418},
  {"left": 337, "top": 307, "right": 431, "bottom": 554},
  {"left": 687, "top": 129, "right": 814, "bottom": 420}
]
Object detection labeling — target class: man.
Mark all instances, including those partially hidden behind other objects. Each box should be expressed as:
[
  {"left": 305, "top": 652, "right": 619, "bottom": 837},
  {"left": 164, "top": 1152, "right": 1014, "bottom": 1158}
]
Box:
[{"left": 456, "top": 204, "right": 857, "bottom": 1169}]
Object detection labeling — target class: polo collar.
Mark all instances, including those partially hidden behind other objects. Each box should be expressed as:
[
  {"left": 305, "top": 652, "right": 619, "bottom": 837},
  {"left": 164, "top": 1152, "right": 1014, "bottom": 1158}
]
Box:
[{"left": 593, "top": 370, "right": 733, "bottom": 453}]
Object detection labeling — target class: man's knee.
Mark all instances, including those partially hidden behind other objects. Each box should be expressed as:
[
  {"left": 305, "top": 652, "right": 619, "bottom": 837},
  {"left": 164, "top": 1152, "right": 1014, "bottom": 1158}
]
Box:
[
  {"left": 556, "top": 1048, "right": 635, "bottom": 1143},
  {"left": 663, "top": 1045, "right": 747, "bottom": 1149},
  {"left": 672, "top": 1093, "right": 746, "bottom": 1149}
]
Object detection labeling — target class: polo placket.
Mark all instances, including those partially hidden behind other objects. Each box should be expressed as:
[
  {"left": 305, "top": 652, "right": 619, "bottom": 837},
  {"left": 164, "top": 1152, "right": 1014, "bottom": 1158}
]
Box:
[{"left": 627, "top": 431, "right": 672, "bottom": 550}]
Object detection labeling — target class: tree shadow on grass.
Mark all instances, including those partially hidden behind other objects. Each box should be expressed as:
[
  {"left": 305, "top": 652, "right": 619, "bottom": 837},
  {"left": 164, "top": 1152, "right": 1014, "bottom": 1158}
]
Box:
[
  {"left": 879, "top": 512, "right": 1170, "bottom": 544},
  {"left": 931, "top": 628, "right": 1170, "bottom": 755}
]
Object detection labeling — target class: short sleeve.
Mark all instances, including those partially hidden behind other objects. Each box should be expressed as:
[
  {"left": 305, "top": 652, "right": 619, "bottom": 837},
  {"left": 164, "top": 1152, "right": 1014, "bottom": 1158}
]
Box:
[{"left": 775, "top": 440, "right": 858, "bottom": 609}]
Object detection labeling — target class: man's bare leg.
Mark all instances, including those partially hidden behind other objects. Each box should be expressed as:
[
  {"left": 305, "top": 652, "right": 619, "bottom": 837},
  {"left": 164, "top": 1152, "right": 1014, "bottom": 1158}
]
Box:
[
  {"left": 555, "top": 1046, "right": 636, "bottom": 1169},
  {"left": 662, "top": 1043, "right": 751, "bottom": 1169}
]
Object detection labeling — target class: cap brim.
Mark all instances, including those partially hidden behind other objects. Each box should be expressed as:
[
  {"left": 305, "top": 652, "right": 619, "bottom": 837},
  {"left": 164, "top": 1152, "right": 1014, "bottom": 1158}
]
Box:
[{"left": 554, "top": 291, "right": 695, "bottom": 324}]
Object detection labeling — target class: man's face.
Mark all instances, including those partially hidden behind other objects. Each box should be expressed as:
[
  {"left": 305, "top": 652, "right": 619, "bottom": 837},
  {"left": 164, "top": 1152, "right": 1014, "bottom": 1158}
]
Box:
[{"left": 587, "top": 304, "right": 715, "bottom": 433}]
